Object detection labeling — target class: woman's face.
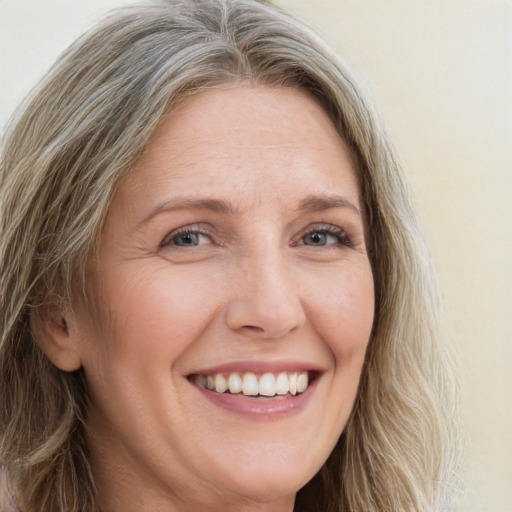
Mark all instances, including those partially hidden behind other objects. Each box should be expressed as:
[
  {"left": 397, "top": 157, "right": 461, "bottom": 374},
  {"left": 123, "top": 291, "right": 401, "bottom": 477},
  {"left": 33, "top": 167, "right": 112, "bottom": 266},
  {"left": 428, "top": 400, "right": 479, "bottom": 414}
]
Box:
[{"left": 72, "top": 86, "right": 374, "bottom": 511}]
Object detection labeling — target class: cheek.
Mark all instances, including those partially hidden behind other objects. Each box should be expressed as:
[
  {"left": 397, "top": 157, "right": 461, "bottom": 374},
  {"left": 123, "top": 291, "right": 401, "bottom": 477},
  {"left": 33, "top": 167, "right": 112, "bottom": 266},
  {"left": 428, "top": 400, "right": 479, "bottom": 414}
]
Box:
[
  {"left": 79, "top": 265, "right": 221, "bottom": 423},
  {"left": 94, "top": 263, "right": 222, "bottom": 362},
  {"left": 308, "top": 263, "right": 374, "bottom": 361}
]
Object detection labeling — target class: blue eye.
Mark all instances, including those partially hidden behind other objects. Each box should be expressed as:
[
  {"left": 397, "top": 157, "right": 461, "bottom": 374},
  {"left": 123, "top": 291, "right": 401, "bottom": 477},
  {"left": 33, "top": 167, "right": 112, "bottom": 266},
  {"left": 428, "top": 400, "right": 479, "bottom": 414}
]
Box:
[
  {"left": 172, "top": 232, "right": 201, "bottom": 247},
  {"left": 161, "top": 226, "right": 211, "bottom": 248},
  {"left": 303, "top": 231, "right": 330, "bottom": 246},
  {"left": 300, "top": 226, "right": 353, "bottom": 248}
]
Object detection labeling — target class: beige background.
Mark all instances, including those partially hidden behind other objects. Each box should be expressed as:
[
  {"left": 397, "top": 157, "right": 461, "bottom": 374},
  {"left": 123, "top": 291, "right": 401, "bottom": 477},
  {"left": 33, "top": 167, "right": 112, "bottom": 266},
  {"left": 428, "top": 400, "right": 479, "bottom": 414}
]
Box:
[{"left": 1, "top": 1, "right": 510, "bottom": 510}]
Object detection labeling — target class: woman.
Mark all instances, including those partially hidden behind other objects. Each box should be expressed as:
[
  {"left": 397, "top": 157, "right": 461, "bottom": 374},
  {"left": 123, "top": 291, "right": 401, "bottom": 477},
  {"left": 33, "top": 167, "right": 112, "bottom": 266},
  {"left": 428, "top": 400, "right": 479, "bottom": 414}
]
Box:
[{"left": 0, "top": 0, "right": 461, "bottom": 511}]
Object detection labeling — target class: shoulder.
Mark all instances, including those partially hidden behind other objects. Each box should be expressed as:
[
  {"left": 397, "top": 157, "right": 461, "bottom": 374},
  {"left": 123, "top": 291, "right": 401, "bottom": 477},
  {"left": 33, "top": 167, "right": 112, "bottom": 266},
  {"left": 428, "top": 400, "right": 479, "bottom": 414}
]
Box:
[{"left": 0, "top": 465, "right": 21, "bottom": 512}]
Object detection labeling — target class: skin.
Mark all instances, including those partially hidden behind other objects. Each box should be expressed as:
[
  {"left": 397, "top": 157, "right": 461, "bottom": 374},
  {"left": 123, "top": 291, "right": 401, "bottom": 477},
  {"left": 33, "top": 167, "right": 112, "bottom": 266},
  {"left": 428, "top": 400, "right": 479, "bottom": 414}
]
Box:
[{"left": 45, "top": 86, "right": 375, "bottom": 511}]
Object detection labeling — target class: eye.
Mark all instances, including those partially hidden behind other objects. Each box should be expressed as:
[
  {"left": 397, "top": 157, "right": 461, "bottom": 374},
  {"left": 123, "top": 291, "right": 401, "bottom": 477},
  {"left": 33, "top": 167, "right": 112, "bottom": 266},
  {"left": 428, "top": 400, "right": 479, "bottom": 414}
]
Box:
[
  {"left": 299, "top": 225, "right": 354, "bottom": 248},
  {"left": 302, "top": 231, "right": 331, "bottom": 246},
  {"left": 172, "top": 232, "right": 203, "bottom": 247},
  {"left": 161, "top": 225, "right": 211, "bottom": 248}
]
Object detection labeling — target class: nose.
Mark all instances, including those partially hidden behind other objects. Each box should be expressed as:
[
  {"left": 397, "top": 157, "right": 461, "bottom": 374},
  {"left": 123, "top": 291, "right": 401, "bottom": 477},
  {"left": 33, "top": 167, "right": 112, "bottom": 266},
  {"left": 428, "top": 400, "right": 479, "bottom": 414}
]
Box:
[{"left": 224, "top": 253, "right": 307, "bottom": 339}]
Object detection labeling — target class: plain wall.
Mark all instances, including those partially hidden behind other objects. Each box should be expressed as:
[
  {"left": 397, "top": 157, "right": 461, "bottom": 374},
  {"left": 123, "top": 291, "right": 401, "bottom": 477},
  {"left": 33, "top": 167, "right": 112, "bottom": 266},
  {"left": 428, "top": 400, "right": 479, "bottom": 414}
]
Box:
[{"left": 1, "top": 1, "right": 511, "bottom": 510}]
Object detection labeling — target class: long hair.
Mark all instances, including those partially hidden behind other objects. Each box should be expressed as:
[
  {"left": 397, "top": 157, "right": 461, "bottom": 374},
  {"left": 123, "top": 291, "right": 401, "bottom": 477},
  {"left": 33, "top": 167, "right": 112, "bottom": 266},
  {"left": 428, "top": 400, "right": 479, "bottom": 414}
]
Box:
[{"left": 0, "top": 1, "right": 461, "bottom": 510}]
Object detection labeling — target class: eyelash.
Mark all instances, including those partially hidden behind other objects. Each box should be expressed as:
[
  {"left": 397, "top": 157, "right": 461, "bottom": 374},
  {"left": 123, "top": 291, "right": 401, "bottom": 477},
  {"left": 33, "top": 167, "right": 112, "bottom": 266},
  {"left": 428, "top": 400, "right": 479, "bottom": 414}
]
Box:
[
  {"left": 160, "top": 224, "right": 214, "bottom": 248},
  {"left": 160, "top": 223, "right": 354, "bottom": 249},
  {"left": 295, "top": 224, "right": 354, "bottom": 249}
]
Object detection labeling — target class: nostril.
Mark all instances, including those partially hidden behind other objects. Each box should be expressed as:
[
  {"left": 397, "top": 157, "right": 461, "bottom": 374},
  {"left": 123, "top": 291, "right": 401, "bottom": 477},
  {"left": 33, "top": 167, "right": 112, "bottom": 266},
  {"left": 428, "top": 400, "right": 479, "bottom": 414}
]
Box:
[{"left": 241, "top": 325, "right": 265, "bottom": 334}]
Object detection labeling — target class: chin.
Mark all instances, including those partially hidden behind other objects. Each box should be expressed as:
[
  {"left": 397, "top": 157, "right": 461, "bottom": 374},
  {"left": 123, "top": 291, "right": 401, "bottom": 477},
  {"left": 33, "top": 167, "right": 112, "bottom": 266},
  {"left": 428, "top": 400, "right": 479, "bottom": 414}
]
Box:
[
  {"left": 206, "top": 450, "right": 323, "bottom": 505},
  {"left": 220, "top": 477, "right": 305, "bottom": 508}
]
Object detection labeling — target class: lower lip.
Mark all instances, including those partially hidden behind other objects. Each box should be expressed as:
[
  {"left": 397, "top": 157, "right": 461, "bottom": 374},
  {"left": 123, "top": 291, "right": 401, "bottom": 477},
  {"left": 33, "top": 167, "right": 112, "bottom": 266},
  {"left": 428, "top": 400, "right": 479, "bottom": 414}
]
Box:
[{"left": 191, "top": 379, "right": 317, "bottom": 417}]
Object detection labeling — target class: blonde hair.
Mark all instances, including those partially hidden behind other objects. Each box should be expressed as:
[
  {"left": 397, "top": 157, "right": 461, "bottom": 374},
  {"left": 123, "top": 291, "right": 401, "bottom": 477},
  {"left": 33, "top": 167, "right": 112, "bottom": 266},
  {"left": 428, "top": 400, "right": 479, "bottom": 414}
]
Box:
[{"left": 0, "top": 0, "right": 461, "bottom": 510}]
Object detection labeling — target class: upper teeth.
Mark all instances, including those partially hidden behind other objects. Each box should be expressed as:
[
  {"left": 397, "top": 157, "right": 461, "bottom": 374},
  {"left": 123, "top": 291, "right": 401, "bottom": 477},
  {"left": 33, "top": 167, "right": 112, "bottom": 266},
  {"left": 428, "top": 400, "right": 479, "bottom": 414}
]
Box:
[{"left": 194, "top": 371, "right": 309, "bottom": 397}]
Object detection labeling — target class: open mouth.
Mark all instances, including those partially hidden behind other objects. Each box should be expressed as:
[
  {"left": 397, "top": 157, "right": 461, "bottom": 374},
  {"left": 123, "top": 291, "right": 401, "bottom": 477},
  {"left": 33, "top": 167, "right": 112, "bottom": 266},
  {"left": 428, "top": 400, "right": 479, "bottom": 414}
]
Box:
[{"left": 190, "top": 371, "right": 314, "bottom": 398}]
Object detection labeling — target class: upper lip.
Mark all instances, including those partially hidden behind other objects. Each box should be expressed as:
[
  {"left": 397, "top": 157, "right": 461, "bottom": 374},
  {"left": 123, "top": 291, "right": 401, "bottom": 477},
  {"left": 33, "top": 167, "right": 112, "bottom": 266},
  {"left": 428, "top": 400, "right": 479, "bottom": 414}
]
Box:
[{"left": 188, "top": 359, "right": 326, "bottom": 376}]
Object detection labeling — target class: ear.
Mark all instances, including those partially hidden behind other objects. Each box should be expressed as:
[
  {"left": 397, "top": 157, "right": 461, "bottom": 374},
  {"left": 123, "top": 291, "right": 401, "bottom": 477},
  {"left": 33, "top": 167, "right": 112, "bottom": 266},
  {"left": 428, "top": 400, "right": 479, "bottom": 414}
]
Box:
[{"left": 33, "top": 308, "right": 82, "bottom": 372}]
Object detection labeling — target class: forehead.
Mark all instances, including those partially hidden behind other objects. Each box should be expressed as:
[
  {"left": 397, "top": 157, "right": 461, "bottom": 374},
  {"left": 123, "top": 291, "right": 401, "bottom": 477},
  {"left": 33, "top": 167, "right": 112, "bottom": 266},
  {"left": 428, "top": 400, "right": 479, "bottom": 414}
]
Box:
[{"left": 114, "top": 86, "right": 360, "bottom": 215}]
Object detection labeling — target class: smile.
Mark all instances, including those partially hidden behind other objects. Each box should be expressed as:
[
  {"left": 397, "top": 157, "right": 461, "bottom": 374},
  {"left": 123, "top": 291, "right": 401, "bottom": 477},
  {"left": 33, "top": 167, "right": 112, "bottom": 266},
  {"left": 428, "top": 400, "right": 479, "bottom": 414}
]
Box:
[{"left": 192, "top": 371, "right": 310, "bottom": 397}]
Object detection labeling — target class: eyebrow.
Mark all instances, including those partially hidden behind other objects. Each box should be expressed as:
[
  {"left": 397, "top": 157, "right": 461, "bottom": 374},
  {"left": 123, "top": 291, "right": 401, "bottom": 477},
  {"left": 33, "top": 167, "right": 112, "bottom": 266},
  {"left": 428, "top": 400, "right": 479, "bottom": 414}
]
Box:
[
  {"left": 296, "top": 194, "right": 361, "bottom": 215},
  {"left": 140, "top": 198, "right": 238, "bottom": 225},
  {"left": 140, "top": 193, "right": 360, "bottom": 226}
]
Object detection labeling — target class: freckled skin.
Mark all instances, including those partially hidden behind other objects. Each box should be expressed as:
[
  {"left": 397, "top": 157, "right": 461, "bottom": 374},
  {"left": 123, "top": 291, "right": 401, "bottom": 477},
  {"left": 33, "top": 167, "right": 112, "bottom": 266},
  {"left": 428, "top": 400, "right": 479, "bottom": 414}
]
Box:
[{"left": 68, "top": 87, "right": 375, "bottom": 512}]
